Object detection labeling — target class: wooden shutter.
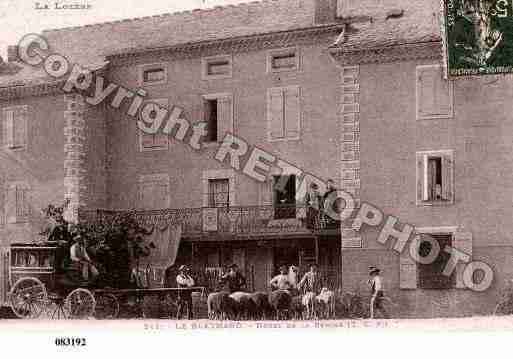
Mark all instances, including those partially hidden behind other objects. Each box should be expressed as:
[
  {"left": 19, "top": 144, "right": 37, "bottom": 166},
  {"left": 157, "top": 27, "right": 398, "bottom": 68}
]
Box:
[
  {"left": 441, "top": 153, "right": 454, "bottom": 202},
  {"left": 417, "top": 66, "right": 452, "bottom": 119},
  {"left": 416, "top": 154, "right": 424, "bottom": 203},
  {"left": 0, "top": 248, "right": 9, "bottom": 306},
  {"left": 259, "top": 178, "right": 273, "bottom": 206},
  {"left": 453, "top": 231, "right": 472, "bottom": 288},
  {"left": 139, "top": 182, "right": 152, "bottom": 209},
  {"left": 268, "top": 88, "right": 284, "bottom": 140},
  {"left": 217, "top": 96, "right": 233, "bottom": 142},
  {"left": 3, "top": 109, "right": 14, "bottom": 148},
  {"left": 284, "top": 86, "right": 300, "bottom": 139},
  {"left": 427, "top": 158, "right": 436, "bottom": 201},
  {"left": 6, "top": 184, "right": 16, "bottom": 223},
  {"left": 153, "top": 182, "right": 169, "bottom": 209},
  {"left": 16, "top": 186, "right": 29, "bottom": 219},
  {"left": 13, "top": 107, "right": 27, "bottom": 148},
  {"left": 400, "top": 249, "right": 418, "bottom": 289}
]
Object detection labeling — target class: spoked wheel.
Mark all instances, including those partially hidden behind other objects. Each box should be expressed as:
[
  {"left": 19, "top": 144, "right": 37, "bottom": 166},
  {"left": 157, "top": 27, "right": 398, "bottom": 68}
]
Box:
[
  {"left": 493, "top": 301, "right": 513, "bottom": 316},
  {"left": 94, "top": 293, "right": 119, "bottom": 319},
  {"left": 65, "top": 288, "right": 96, "bottom": 319},
  {"left": 9, "top": 277, "right": 47, "bottom": 319}
]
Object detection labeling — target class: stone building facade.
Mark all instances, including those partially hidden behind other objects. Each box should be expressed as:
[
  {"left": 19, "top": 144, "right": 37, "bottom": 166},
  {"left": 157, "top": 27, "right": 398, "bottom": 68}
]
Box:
[{"left": 0, "top": 0, "right": 511, "bottom": 317}]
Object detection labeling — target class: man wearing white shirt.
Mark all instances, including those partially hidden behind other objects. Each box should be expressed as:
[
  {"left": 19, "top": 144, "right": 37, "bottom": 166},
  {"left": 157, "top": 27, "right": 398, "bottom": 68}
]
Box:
[
  {"left": 270, "top": 265, "right": 292, "bottom": 291},
  {"left": 369, "top": 266, "right": 388, "bottom": 319},
  {"left": 176, "top": 265, "right": 195, "bottom": 319}
]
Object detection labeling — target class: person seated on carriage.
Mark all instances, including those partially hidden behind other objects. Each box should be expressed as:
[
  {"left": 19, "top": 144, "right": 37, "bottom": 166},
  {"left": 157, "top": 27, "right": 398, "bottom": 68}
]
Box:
[
  {"left": 297, "top": 264, "right": 322, "bottom": 295},
  {"left": 70, "top": 234, "right": 99, "bottom": 282},
  {"left": 220, "top": 263, "right": 246, "bottom": 293},
  {"left": 176, "top": 265, "right": 195, "bottom": 319},
  {"left": 270, "top": 265, "right": 293, "bottom": 291}
]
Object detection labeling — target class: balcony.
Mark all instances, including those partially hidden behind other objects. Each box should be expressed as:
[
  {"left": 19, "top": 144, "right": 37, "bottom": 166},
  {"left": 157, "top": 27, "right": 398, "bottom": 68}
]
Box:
[{"left": 81, "top": 205, "right": 340, "bottom": 241}]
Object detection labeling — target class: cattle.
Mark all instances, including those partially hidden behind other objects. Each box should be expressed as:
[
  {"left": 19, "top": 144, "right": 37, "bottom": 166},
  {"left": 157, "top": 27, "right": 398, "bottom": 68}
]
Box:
[
  {"left": 302, "top": 291, "right": 317, "bottom": 320},
  {"left": 316, "top": 288, "right": 336, "bottom": 319},
  {"left": 268, "top": 290, "right": 292, "bottom": 320},
  {"left": 207, "top": 292, "right": 237, "bottom": 320},
  {"left": 249, "top": 292, "right": 273, "bottom": 320},
  {"left": 229, "top": 292, "right": 256, "bottom": 320}
]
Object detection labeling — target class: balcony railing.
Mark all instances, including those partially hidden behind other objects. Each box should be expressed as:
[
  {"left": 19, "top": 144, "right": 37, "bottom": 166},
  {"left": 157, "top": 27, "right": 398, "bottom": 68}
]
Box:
[{"left": 80, "top": 205, "right": 340, "bottom": 239}]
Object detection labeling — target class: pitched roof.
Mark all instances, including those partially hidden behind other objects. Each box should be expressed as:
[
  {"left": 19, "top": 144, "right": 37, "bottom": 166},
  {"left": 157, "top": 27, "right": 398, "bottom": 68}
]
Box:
[{"left": 335, "top": 0, "right": 441, "bottom": 51}]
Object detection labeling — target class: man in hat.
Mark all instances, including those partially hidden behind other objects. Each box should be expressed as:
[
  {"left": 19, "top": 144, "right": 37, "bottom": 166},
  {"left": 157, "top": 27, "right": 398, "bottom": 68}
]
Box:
[
  {"left": 297, "top": 264, "right": 322, "bottom": 294},
  {"left": 270, "top": 265, "right": 293, "bottom": 291},
  {"left": 70, "top": 234, "right": 99, "bottom": 282},
  {"left": 176, "top": 265, "right": 195, "bottom": 319},
  {"left": 221, "top": 263, "right": 246, "bottom": 293},
  {"left": 368, "top": 266, "right": 388, "bottom": 319}
]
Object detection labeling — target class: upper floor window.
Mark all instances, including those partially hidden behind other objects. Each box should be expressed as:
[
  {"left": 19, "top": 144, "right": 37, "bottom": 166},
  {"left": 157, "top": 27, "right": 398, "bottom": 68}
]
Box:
[
  {"left": 202, "top": 55, "right": 232, "bottom": 80},
  {"left": 208, "top": 178, "right": 230, "bottom": 208},
  {"left": 267, "top": 47, "right": 300, "bottom": 73},
  {"left": 2, "top": 106, "right": 28, "bottom": 150},
  {"left": 416, "top": 150, "right": 454, "bottom": 205},
  {"left": 273, "top": 174, "right": 296, "bottom": 219},
  {"left": 138, "top": 63, "right": 167, "bottom": 86},
  {"left": 202, "top": 93, "right": 233, "bottom": 143},
  {"left": 267, "top": 86, "right": 301, "bottom": 141},
  {"left": 416, "top": 65, "right": 453, "bottom": 120},
  {"left": 5, "top": 182, "right": 30, "bottom": 223},
  {"left": 139, "top": 99, "right": 169, "bottom": 152},
  {"left": 138, "top": 174, "right": 170, "bottom": 210}
]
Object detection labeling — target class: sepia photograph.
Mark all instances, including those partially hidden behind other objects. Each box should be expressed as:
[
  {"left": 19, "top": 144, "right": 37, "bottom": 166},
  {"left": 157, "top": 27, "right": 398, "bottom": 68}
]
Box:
[{"left": 0, "top": 0, "right": 512, "bottom": 356}]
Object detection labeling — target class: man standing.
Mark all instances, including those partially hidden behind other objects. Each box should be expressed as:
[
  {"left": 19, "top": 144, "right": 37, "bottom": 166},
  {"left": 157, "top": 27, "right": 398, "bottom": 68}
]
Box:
[
  {"left": 221, "top": 264, "right": 246, "bottom": 293},
  {"left": 322, "top": 179, "right": 338, "bottom": 228},
  {"left": 368, "top": 266, "right": 389, "bottom": 319},
  {"left": 297, "top": 264, "right": 322, "bottom": 294},
  {"left": 270, "top": 265, "right": 293, "bottom": 291},
  {"left": 176, "top": 265, "right": 195, "bottom": 319},
  {"left": 70, "top": 234, "right": 99, "bottom": 282}
]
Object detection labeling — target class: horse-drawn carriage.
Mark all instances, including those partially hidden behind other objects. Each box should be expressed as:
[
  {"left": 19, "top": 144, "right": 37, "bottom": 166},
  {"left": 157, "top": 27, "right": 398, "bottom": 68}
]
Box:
[{"left": 8, "top": 242, "right": 204, "bottom": 319}]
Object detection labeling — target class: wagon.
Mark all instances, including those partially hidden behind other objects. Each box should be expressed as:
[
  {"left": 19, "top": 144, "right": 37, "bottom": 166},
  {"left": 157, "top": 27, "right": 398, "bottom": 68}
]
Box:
[{"left": 8, "top": 243, "right": 205, "bottom": 319}]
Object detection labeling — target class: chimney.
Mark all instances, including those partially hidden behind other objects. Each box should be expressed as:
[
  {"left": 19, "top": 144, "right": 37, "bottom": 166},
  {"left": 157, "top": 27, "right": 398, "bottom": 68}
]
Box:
[{"left": 7, "top": 45, "right": 20, "bottom": 62}]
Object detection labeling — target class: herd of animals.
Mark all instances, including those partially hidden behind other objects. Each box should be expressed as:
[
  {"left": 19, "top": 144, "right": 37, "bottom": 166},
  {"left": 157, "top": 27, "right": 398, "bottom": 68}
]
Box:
[{"left": 206, "top": 287, "right": 343, "bottom": 320}]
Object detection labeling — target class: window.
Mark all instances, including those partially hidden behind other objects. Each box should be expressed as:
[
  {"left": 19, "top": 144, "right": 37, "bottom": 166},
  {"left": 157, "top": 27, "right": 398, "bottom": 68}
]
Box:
[
  {"left": 139, "top": 98, "right": 169, "bottom": 151},
  {"left": 416, "top": 65, "right": 453, "bottom": 120},
  {"left": 267, "top": 86, "right": 301, "bottom": 141},
  {"left": 138, "top": 63, "right": 167, "bottom": 86},
  {"left": 417, "top": 234, "right": 455, "bottom": 289},
  {"left": 202, "top": 93, "right": 233, "bottom": 143},
  {"left": 202, "top": 55, "right": 232, "bottom": 80},
  {"left": 208, "top": 179, "right": 230, "bottom": 208},
  {"left": 202, "top": 170, "right": 235, "bottom": 207},
  {"left": 138, "top": 174, "right": 170, "bottom": 210},
  {"left": 5, "top": 182, "right": 30, "bottom": 223},
  {"left": 2, "top": 106, "right": 28, "bottom": 150},
  {"left": 273, "top": 174, "right": 296, "bottom": 219},
  {"left": 416, "top": 150, "right": 454, "bottom": 205},
  {"left": 400, "top": 228, "right": 473, "bottom": 290},
  {"left": 267, "top": 47, "right": 300, "bottom": 73}
]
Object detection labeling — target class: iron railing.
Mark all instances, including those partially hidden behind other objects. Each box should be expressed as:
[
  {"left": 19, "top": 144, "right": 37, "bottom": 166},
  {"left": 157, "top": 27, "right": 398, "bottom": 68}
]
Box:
[{"left": 80, "top": 205, "right": 340, "bottom": 238}]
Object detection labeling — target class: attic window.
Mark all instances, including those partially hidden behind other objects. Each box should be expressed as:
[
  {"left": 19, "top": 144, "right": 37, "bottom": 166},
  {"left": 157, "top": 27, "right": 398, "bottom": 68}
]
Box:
[
  {"left": 267, "top": 47, "right": 300, "bottom": 73},
  {"left": 202, "top": 55, "right": 232, "bottom": 80},
  {"left": 138, "top": 63, "right": 167, "bottom": 86}
]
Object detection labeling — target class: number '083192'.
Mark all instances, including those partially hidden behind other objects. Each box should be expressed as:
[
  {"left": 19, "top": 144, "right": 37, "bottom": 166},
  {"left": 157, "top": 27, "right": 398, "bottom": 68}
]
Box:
[{"left": 54, "top": 338, "right": 86, "bottom": 346}]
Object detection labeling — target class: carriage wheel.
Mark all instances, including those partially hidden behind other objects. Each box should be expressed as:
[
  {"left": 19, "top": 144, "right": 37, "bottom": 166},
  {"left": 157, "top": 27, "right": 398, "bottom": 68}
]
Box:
[
  {"left": 65, "top": 288, "right": 96, "bottom": 319},
  {"left": 9, "top": 277, "right": 47, "bottom": 319},
  {"left": 493, "top": 301, "right": 513, "bottom": 316},
  {"left": 94, "top": 293, "right": 119, "bottom": 319}
]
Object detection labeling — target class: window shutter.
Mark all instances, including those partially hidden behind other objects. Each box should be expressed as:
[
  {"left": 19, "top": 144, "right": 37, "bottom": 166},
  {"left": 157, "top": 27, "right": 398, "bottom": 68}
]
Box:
[
  {"left": 0, "top": 178, "right": 4, "bottom": 227},
  {"left": 442, "top": 153, "right": 454, "bottom": 202},
  {"left": 6, "top": 184, "right": 16, "bottom": 223},
  {"left": 13, "top": 107, "right": 27, "bottom": 148},
  {"left": 421, "top": 154, "right": 429, "bottom": 201},
  {"left": 15, "top": 186, "right": 30, "bottom": 220},
  {"left": 417, "top": 66, "right": 452, "bottom": 119},
  {"left": 3, "top": 110, "right": 14, "bottom": 148},
  {"left": 416, "top": 154, "right": 424, "bottom": 203},
  {"left": 154, "top": 182, "right": 169, "bottom": 209},
  {"left": 284, "top": 86, "right": 300, "bottom": 139},
  {"left": 140, "top": 99, "right": 168, "bottom": 150},
  {"left": 427, "top": 158, "right": 436, "bottom": 201},
  {"left": 399, "top": 250, "right": 418, "bottom": 289},
  {"left": 259, "top": 178, "right": 273, "bottom": 206},
  {"left": 139, "top": 183, "right": 151, "bottom": 209},
  {"left": 217, "top": 96, "right": 233, "bottom": 142},
  {"left": 268, "top": 88, "right": 284, "bottom": 140},
  {"left": 453, "top": 231, "right": 472, "bottom": 288}
]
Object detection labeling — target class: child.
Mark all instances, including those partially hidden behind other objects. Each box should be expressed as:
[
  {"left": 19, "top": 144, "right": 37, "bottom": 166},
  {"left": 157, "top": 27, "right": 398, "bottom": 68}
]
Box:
[{"left": 368, "top": 266, "right": 389, "bottom": 319}]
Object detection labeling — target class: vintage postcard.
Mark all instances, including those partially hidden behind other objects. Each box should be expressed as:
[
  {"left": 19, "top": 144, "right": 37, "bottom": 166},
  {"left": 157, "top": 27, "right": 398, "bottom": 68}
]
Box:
[{"left": 0, "top": 0, "right": 512, "bottom": 356}]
